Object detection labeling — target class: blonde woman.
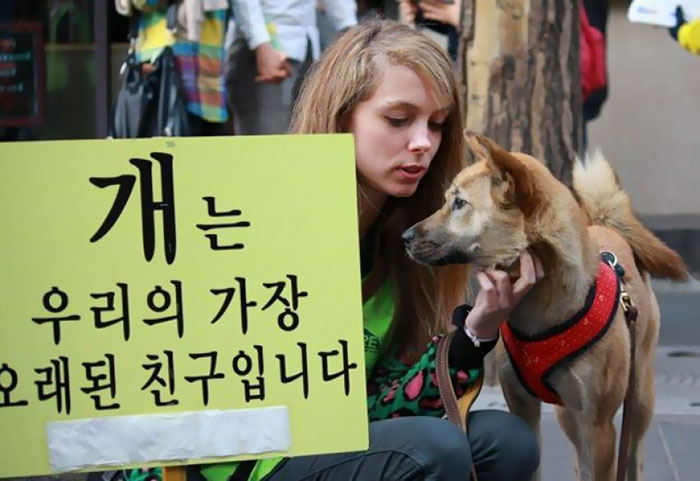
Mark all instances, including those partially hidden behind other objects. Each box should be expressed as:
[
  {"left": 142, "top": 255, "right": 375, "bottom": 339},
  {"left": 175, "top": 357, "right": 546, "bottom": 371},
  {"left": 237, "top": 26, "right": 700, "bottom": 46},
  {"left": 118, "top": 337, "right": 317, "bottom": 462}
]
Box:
[{"left": 201, "top": 20, "right": 542, "bottom": 481}]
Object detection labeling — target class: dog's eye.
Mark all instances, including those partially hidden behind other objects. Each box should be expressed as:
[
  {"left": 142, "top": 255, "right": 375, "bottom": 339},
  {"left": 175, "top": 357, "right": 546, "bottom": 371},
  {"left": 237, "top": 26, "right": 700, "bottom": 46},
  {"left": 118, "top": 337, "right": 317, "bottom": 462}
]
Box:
[{"left": 452, "top": 197, "right": 468, "bottom": 211}]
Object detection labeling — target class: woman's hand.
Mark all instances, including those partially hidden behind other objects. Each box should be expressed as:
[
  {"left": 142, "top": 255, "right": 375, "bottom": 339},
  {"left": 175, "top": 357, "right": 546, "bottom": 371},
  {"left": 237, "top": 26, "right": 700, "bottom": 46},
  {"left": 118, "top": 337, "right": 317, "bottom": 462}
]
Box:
[
  {"left": 465, "top": 250, "right": 545, "bottom": 339},
  {"left": 418, "top": 0, "right": 462, "bottom": 28}
]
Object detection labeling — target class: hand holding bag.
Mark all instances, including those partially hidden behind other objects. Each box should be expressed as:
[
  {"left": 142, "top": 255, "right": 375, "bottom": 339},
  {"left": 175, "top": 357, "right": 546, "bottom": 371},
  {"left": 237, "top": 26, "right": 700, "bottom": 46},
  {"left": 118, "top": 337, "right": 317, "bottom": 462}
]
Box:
[{"left": 111, "top": 4, "right": 190, "bottom": 138}]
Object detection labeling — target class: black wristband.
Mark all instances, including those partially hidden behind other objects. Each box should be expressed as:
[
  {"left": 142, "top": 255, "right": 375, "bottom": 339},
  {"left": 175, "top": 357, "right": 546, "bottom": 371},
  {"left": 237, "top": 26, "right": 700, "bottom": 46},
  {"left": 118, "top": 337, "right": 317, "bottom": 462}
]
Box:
[{"left": 447, "top": 304, "right": 499, "bottom": 370}]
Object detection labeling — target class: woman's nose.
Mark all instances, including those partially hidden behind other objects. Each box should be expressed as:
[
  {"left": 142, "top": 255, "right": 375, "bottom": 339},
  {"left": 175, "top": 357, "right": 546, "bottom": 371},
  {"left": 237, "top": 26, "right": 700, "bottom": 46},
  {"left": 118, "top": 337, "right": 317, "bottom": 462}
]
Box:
[{"left": 408, "top": 125, "right": 432, "bottom": 153}]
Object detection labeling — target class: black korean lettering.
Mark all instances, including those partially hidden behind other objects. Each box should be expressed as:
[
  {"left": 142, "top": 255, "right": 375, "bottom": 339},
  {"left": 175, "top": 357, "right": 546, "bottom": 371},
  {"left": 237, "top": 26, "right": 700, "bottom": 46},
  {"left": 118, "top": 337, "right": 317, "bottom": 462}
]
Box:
[
  {"left": 210, "top": 277, "right": 257, "bottom": 335},
  {"left": 90, "top": 283, "right": 130, "bottom": 341},
  {"left": 185, "top": 351, "right": 224, "bottom": 406},
  {"left": 90, "top": 152, "right": 177, "bottom": 264},
  {"left": 231, "top": 345, "right": 265, "bottom": 402},
  {"left": 89, "top": 175, "right": 136, "bottom": 241},
  {"left": 141, "top": 350, "right": 179, "bottom": 407},
  {"left": 275, "top": 342, "right": 309, "bottom": 399},
  {"left": 80, "top": 354, "right": 120, "bottom": 410},
  {"left": 143, "top": 281, "right": 184, "bottom": 338},
  {"left": 0, "top": 363, "right": 29, "bottom": 407},
  {"left": 318, "top": 340, "right": 358, "bottom": 396},
  {"left": 196, "top": 196, "right": 250, "bottom": 251},
  {"left": 261, "top": 275, "right": 308, "bottom": 332},
  {"left": 31, "top": 287, "right": 81, "bottom": 345},
  {"left": 34, "top": 356, "right": 71, "bottom": 414}
]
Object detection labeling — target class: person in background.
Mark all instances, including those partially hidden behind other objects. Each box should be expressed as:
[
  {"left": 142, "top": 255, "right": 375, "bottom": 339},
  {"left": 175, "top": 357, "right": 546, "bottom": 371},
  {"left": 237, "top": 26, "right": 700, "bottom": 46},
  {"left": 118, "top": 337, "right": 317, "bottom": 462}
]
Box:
[
  {"left": 227, "top": 0, "right": 357, "bottom": 135},
  {"left": 399, "top": 0, "right": 461, "bottom": 61},
  {"left": 357, "top": 0, "right": 399, "bottom": 19},
  {"left": 114, "top": 0, "right": 231, "bottom": 136},
  {"left": 316, "top": 2, "right": 337, "bottom": 51},
  {"left": 579, "top": 0, "right": 609, "bottom": 150},
  {"left": 670, "top": 5, "right": 700, "bottom": 55}
]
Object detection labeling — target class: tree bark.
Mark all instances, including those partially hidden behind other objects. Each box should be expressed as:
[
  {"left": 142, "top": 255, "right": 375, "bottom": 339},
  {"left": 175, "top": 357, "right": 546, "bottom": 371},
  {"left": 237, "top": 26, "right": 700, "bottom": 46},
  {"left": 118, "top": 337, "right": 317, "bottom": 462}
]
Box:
[{"left": 459, "top": 0, "right": 582, "bottom": 186}]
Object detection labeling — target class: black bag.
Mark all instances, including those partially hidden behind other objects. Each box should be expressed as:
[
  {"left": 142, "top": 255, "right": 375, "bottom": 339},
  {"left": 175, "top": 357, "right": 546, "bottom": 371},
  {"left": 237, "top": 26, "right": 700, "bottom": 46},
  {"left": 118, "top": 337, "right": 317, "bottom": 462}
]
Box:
[{"left": 110, "top": 6, "right": 190, "bottom": 138}]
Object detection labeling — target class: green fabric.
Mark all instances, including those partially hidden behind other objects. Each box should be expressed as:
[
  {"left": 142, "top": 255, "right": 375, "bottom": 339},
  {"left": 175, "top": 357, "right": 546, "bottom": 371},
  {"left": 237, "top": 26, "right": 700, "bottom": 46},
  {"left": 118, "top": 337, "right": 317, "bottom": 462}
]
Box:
[
  {"left": 366, "top": 341, "right": 482, "bottom": 421},
  {"left": 199, "top": 458, "right": 280, "bottom": 481},
  {"left": 362, "top": 281, "right": 395, "bottom": 374},
  {"left": 248, "top": 458, "right": 283, "bottom": 480},
  {"left": 199, "top": 463, "right": 237, "bottom": 481}
]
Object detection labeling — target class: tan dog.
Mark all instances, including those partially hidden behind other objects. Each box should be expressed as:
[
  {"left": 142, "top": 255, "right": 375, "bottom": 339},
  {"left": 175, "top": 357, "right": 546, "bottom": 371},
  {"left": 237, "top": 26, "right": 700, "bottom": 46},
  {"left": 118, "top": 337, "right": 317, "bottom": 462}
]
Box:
[{"left": 403, "top": 133, "right": 688, "bottom": 481}]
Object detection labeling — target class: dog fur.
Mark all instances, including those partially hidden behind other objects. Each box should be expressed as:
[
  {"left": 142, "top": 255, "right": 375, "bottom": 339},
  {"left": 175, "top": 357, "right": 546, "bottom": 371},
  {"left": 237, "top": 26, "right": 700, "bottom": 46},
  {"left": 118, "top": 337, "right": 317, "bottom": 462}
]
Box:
[{"left": 404, "top": 133, "right": 688, "bottom": 481}]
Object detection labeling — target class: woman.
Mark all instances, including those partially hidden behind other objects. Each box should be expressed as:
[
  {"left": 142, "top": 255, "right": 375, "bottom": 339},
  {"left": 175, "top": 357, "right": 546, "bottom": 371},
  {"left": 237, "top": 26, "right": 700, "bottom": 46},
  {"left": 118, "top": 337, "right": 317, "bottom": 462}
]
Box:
[{"left": 250, "top": 19, "right": 542, "bottom": 481}]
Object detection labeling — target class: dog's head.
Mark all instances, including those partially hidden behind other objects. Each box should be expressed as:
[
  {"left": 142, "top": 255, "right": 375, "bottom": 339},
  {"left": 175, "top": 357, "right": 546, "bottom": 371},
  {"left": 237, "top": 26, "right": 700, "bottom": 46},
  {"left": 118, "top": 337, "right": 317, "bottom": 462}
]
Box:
[{"left": 404, "top": 132, "right": 543, "bottom": 268}]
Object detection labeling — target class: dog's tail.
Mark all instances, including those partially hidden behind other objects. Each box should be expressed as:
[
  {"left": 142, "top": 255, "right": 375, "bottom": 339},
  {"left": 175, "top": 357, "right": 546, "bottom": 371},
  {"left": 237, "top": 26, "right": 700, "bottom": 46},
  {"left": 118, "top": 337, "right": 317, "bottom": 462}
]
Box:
[{"left": 572, "top": 151, "right": 688, "bottom": 281}]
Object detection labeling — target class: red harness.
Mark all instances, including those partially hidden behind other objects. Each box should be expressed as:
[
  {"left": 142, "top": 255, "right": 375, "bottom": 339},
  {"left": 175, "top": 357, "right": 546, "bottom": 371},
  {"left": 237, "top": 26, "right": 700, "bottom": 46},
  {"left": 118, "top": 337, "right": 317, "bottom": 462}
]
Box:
[{"left": 501, "top": 261, "right": 621, "bottom": 405}]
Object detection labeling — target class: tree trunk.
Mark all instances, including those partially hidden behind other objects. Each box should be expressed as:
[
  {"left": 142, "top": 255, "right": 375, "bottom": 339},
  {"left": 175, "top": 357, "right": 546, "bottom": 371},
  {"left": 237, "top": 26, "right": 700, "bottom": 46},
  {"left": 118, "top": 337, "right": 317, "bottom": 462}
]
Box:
[{"left": 458, "top": 0, "right": 582, "bottom": 186}]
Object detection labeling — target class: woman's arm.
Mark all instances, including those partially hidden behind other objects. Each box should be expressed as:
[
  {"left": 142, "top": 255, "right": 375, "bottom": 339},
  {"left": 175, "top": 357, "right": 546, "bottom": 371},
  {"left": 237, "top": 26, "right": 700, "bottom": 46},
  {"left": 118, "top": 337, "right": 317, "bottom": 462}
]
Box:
[{"left": 366, "top": 316, "right": 496, "bottom": 420}]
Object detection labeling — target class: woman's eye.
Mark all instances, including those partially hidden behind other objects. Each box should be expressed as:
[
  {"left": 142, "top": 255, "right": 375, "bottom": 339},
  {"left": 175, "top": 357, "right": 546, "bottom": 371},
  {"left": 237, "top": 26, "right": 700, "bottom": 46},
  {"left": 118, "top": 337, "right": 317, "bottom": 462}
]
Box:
[
  {"left": 428, "top": 121, "right": 444, "bottom": 132},
  {"left": 452, "top": 197, "right": 467, "bottom": 211},
  {"left": 386, "top": 117, "right": 408, "bottom": 127}
]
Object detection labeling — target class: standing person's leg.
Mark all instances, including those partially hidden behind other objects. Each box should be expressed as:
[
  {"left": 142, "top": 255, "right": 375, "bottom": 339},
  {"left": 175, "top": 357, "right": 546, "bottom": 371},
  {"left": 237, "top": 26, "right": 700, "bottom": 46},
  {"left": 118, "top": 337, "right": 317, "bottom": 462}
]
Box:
[
  {"left": 226, "top": 39, "right": 302, "bottom": 135},
  {"left": 264, "top": 417, "right": 472, "bottom": 480},
  {"left": 186, "top": 115, "right": 231, "bottom": 136},
  {"left": 466, "top": 410, "right": 540, "bottom": 481}
]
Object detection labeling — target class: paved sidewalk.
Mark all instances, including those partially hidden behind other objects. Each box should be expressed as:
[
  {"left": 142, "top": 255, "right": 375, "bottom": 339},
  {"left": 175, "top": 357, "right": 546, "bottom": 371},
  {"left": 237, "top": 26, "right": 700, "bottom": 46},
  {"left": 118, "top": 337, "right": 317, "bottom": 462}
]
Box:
[{"left": 473, "top": 344, "right": 700, "bottom": 481}]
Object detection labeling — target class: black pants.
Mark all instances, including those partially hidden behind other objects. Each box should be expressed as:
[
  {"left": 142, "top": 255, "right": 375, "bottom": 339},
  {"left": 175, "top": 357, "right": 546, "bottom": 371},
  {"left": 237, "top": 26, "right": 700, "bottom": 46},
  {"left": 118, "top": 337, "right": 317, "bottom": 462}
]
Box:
[
  {"left": 187, "top": 114, "right": 231, "bottom": 136},
  {"left": 264, "top": 411, "right": 539, "bottom": 481}
]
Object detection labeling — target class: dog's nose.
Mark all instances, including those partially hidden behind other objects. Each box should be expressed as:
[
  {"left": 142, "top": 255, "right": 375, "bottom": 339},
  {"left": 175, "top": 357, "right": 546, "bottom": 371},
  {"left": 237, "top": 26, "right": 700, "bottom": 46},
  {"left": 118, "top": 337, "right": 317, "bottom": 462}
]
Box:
[{"left": 402, "top": 228, "right": 416, "bottom": 246}]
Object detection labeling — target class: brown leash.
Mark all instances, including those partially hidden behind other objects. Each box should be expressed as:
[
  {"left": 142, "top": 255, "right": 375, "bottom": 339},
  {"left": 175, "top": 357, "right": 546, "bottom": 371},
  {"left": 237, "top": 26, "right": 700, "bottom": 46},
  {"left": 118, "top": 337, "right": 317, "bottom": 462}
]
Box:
[
  {"left": 436, "top": 331, "right": 483, "bottom": 481},
  {"left": 601, "top": 251, "right": 640, "bottom": 481},
  {"left": 615, "top": 283, "right": 639, "bottom": 481}
]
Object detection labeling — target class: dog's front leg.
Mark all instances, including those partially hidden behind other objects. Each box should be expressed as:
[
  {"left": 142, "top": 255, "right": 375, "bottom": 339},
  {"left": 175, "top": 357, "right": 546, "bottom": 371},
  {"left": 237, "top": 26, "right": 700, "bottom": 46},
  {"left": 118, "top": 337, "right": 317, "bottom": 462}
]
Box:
[
  {"left": 498, "top": 354, "right": 542, "bottom": 481},
  {"left": 572, "top": 413, "right": 617, "bottom": 481},
  {"left": 555, "top": 406, "right": 617, "bottom": 481}
]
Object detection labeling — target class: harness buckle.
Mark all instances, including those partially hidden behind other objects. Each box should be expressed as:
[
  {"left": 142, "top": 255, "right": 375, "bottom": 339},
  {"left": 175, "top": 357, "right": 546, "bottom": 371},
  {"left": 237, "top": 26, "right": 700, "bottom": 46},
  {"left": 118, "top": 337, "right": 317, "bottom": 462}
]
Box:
[{"left": 601, "top": 251, "right": 626, "bottom": 278}]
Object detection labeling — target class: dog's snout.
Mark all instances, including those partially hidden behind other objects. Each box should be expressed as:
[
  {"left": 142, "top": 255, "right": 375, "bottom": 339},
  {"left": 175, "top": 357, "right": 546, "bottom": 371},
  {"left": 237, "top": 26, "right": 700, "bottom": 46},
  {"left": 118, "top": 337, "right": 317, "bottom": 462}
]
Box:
[{"left": 402, "top": 228, "right": 416, "bottom": 246}]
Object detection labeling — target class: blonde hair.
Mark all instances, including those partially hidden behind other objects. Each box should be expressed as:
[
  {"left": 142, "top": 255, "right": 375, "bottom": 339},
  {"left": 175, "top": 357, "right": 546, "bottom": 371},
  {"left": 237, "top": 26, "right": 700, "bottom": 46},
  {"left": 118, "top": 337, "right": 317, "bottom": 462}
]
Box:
[{"left": 292, "top": 20, "right": 468, "bottom": 359}]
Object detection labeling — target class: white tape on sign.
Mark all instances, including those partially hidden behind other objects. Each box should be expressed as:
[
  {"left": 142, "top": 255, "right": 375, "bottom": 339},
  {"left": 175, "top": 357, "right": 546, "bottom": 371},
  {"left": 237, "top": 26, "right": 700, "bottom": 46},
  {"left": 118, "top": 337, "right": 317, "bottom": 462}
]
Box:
[{"left": 46, "top": 406, "right": 291, "bottom": 472}]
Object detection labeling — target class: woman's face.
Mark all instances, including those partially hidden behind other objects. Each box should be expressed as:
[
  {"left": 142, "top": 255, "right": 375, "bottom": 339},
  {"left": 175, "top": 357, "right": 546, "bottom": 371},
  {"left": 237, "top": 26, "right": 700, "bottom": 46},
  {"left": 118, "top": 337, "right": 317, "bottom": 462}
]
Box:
[{"left": 350, "top": 63, "right": 449, "bottom": 202}]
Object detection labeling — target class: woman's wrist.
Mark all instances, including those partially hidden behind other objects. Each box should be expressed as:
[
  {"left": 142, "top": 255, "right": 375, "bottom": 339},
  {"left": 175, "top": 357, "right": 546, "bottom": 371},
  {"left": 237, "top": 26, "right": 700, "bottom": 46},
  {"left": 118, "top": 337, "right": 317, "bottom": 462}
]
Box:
[
  {"left": 463, "top": 308, "right": 501, "bottom": 344},
  {"left": 464, "top": 323, "right": 499, "bottom": 347},
  {"left": 464, "top": 307, "right": 501, "bottom": 340}
]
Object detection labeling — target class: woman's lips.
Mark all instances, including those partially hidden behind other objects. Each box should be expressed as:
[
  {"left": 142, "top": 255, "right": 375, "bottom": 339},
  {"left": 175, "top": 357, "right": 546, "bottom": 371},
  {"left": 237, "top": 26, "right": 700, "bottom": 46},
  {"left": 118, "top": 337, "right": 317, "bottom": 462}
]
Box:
[{"left": 395, "top": 165, "right": 426, "bottom": 182}]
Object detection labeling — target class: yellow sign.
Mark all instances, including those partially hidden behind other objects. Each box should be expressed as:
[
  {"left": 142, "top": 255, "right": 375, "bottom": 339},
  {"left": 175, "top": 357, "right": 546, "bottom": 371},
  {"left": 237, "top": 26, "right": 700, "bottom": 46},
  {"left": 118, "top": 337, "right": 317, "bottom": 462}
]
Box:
[{"left": 0, "top": 136, "right": 367, "bottom": 477}]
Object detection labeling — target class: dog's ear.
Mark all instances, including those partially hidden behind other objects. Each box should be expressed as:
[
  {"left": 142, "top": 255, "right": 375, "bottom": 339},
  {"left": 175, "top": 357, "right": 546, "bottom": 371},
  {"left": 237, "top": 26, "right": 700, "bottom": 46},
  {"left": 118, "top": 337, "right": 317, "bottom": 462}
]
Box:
[
  {"left": 464, "top": 130, "right": 490, "bottom": 162},
  {"left": 475, "top": 135, "right": 539, "bottom": 217}
]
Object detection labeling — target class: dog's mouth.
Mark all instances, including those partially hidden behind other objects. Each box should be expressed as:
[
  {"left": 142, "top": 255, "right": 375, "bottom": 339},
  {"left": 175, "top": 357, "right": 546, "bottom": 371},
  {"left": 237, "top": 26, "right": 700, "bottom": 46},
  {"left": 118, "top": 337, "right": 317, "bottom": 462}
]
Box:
[
  {"left": 407, "top": 240, "right": 479, "bottom": 266},
  {"left": 433, "top": 250, "right": 473, "bottom": 266}
]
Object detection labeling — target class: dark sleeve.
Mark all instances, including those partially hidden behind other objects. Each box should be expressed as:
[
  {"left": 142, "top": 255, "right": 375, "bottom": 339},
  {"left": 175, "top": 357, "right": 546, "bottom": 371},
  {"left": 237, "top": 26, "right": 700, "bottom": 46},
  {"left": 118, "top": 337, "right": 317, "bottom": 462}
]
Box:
[{"left": 448, "top": 304, "right": 499, "bottom": 370}]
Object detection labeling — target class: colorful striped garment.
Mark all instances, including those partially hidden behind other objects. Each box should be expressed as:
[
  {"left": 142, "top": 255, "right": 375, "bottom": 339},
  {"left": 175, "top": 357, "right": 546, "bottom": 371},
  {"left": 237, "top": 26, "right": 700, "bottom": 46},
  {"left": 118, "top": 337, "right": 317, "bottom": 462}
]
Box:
[{"left": 132, "top": 1, "right": 228, "bottom": 123}]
